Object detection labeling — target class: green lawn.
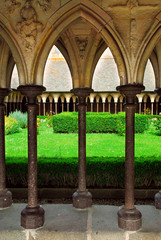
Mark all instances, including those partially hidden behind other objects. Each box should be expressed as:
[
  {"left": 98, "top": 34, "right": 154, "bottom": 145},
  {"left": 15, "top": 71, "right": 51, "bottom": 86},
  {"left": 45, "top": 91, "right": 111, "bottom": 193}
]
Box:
[{"left": 5, "top": 124, "right": 161, "bottom": 159}]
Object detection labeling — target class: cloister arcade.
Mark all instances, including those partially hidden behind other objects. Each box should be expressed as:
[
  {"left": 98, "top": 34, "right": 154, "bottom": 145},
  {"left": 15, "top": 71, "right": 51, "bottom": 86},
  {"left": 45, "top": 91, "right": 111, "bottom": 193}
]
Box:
[{"left": 1, "top": 0, "right": 161, "bottom": 234}]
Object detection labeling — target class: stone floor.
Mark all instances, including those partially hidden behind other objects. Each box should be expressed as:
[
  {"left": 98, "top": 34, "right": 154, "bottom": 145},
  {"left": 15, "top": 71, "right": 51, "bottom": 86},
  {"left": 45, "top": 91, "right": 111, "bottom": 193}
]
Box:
[{"left": 0, "top": 204, "right": 161, "bottom": 240}]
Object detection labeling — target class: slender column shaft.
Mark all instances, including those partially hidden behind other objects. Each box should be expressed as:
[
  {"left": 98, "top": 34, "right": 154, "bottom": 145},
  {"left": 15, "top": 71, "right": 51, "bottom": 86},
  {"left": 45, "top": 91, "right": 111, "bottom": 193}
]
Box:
[
  {"left": 9, "top": 102, "right": 12, "bottom": 113},
  {"left": 73, "top": 102, "right": 76, "bottom": 112},
  {"left": 151, "top": 102, "right": 154, "bottom": 115},
  {"left": 71, "top": 88, "right": 93, "bottom": 209},
  {"left": 144, "top": 102, "right": 146, "bottom": 114},
  {"left": 43, "top": 103, "right": 45, "bottom": 116},
  {"left": 62, "top": 102, "right": 64, "bottom": 112},
  {"left": 139, "top": 102, "right": 141, "bottom": 114},
  {"left": 156, "top": 102, "right": 159, "bottom": 115},
  {"left": 125, "top": 103, "right": 135, "bottom": 209},
  {"left": 50, "top": 103, "right": 52, "bottom": 113},
  {"left": 114, "top": 103, "right": 117, "bottom": 114},
  {"left": 27, "top": 104, "right": 38, "bottom": 207},
  {"left": 18, "top": 85, "right": 45, "bottom": 229},
  {"left": 120, "top": 102, "right": 123, "bottom": 112},
  {"left": 55, "top": 103, "right": 57, "bottom": 114},
  {"left": 91, "top": 102, "right": 93, "bottom": 112},
  {"left": 116, "top": 84, "right": 144, "bottom": 231},
  {"left": 67, "top": 103, "right": 69, "bottom": 112},
  {"left": 97, "top": 102, "right": 99, "bottom": 113},
  {"left": 0, "top": 104, "right": 6, "bottom": 190},
  {"left": 78, "top": 101, "right": 86, "bottom": 192},
  {"left": 108, "top": 102, "right": 111, "bottom": 113},
  {"left": 103, "top": 103, "right": 105, "bottom": 112},
  {"left": 0, "top": 88, "right": 12, "bottom": 208},
  {"left": 38, "top": 103, "right": 41, "bottom": 115},
  {"left": 20, "top": 102, "right": 22, "bottom": 112}
]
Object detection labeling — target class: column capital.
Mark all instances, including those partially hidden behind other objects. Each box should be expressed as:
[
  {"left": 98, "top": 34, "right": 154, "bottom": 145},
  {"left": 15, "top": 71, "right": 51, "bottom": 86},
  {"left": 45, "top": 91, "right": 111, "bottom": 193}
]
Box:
[
  {"left": 116, "top": 84, "right": 144, "bottom": 104},
  {"left": 0, "top": 88, "right": 12, "bottom": 104},
  {"left": 155, "top": 88, "right": 161, "bottom": 96},
  {"left": 17, "top": 85, "right": 46, "bottom": 104},
  {"left": 71, "top": 88, "right": 93, "bottom": 105}
]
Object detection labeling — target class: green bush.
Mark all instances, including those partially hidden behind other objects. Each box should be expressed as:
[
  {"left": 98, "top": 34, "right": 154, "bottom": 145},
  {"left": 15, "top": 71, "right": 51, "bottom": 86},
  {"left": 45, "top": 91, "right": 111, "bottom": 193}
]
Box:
[
  {"left": 153, "top": 117, "right": 161, "bottom": 135},
  {"left": 5, "top": 156, "right": 161, "bottom": 188},
  {"left": 9, "top": 110, "right": 27, "bottom": 129},
  {"left": 5, "top": 116, "right": 20, "bottom": 135},
  {"left": 52, "top": 112, "right": 149, "bottom": 134}
]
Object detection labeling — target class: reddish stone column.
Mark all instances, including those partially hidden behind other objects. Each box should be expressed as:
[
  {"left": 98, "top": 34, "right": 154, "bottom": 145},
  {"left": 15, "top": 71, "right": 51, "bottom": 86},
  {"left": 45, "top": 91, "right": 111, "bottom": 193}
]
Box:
[
  {"left": 97, "top": 102, "right": 99, "bottom": 113},
  {"left": 71, "top": 88, "right": 93, "bottom": 209},
  {"left": 114, "top": 102, "right": 117, "bottom": 114},
  {"left": 116, "top": 84, "right": 144, "bottom": 231},
  {"left": 67, "top": 102, "right": 69, "bottom": 112},
  {"left": 139, "top": 102, "right": 142, "bottom": 114},
  {"left": 120, "top": 102, "right": 123, "bottom": 112},
  {"left": 43, "top": 102, "right": 46, "bottom": 116},
  {"left": 151, "top": 102, "right": 154, "bottom": 115},
  {"left": 103, "top": 102, "right": 105, "bottom": 112},
  {"left": 50, "top": 102, "right": 53, "bottom": 113},
  {"left": 91, "top": 102, "right": 93, "bottom": 112},
  {"left": 0, "top": 88, "right": 12, "bottom": 208},
  {"left": 156, "top": 102, "right": 159, "bottom": 115},
  {"left": 144, "top": 102, "right": 146, "bottom": 114},
  {"left": 38, "top": 103, "right": 41, "bottom": 116},
  {"left": 108, "top": 102, "right": 111, "bottom": 113},
  {"left": 18, "top": 85, "right": 45, "bottom": 229},
  {"left": 55, "top": 102, "right": 58, "bottom": 114},
  {"left": 73, "top": 102, "right": 76, "bottom": 112},
  {"left": 62, "top": 102, "right": 64, "bottom": 112},
  {"left": 154, "top": 88, "right": 161, "bottom": 208}
]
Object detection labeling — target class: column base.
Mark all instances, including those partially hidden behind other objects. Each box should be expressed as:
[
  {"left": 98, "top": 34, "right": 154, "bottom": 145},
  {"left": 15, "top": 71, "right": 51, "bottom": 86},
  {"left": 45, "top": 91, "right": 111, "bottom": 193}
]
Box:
[
  {"left": 0, "top": 189, "right": 12, "bottom": 209},
  {"left": 155, "top": 191, "right": 161, "bottom": 209},
  {"left": 21, "top": 205, "right": 45, "bottom": 229},
  {"left": 118, "top": 206, "right": 142, "bottom": 231},
  {"left": 73, "top": 190, "right": 92, "bottom": 209}
]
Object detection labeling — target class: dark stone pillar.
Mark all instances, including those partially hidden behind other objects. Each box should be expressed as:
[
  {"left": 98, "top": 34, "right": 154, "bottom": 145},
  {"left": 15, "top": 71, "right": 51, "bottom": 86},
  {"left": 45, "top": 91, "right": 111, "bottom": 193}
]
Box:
[
  {"left": 144, "top": 102, "right": 146, "bottom": 115},
  {"left": 71, "top": 88, "right": 93, "bottom": 209},
  {"left": 116, "top": 84, "right": 144, "bottom": 231},
  {"left": 0, "top": 88, "right": 12, "bottom": 208},
  {"left": 62, "top": 102, "right": 64, "bottom": 112},
  {"left": 9, "top": 102, "right": 12, "bottom": 113},
  {"left": 154, "top": 88, "right": 161, "bottom": 208},
  {"left": 17, "top": 85, "right": 45, "bottom": 229}
]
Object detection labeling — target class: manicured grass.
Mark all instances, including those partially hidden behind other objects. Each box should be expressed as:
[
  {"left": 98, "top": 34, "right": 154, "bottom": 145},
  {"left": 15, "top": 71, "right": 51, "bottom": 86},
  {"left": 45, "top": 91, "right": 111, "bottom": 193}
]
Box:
[{"left": 5, "top": 124, "right": 161, "bottom": 159}]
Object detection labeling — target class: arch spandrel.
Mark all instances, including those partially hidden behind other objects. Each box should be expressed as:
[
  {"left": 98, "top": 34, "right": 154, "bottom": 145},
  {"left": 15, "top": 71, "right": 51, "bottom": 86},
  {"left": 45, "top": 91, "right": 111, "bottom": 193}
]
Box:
[{"left": 33, "top": 1, "right": 127, "bottom": 88}]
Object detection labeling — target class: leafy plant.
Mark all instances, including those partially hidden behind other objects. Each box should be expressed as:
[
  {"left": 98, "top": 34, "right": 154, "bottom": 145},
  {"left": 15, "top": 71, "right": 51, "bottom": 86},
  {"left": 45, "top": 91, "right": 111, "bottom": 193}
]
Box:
[
  {"left": 5, "top": 116, "right": 20, "bottom": 135},
  {"left": 9, "top": 110, "right": 27, "bottom": 129}
]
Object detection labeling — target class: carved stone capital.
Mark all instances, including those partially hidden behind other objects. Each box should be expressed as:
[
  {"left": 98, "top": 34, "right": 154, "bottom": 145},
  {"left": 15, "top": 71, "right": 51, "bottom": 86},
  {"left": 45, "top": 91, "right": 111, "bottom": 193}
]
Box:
[
  {"left": 17, "top": 85, "right": 46, "bottom": 104},
  {"left": 116, "top": 84, "right": 144, "bottom": 104},
  {"left": 0, "top": 88, "right": 12, "bottom": 104},
  {"left": 71, "top": 88, "right": 93, "bottom": 105},
  {"left": 154, "top": 88, "right": 161, "bottom": 96}
]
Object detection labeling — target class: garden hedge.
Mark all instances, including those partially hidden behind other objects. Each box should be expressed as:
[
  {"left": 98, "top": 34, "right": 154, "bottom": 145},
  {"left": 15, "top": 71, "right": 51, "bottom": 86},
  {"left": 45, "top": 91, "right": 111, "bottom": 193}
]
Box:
[
  {"left": 6, "top": 156, "right": 161, "bottom": 188},
  {"left": 52, "top": 112, "right": 150, "bottom": 134}
]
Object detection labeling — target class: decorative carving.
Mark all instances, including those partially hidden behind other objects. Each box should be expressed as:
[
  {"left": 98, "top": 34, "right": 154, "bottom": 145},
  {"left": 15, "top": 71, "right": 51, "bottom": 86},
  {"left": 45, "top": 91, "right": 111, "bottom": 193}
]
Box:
[
  {"left": 16, "top": 0, "right": 43, "bottom": 52},
  {"left": 37, "top": 0, "right": 51, "bottom": 14},
  {"left": 75, "top": 37, "right": 88, "bottom": 59},
  {"left": 108, "top": 0, "right": 158, "bottom": 10},
  {"left": 4, "top": 0, "right": 21, "bottom": 14}
]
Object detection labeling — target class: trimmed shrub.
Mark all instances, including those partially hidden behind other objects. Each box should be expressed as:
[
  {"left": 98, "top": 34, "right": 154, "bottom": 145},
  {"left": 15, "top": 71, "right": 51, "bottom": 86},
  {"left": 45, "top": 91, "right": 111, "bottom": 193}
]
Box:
[
  {"left": 153, "top": 117, "right": 161, "bottom": 135},
  {"left": 5, "top": 156, "right": 161, "bottom": 188},
  {"left": 5, "top": 116, "right": 20, "bottom": 135},
  {"left": 52, "top": 112, "right": 149, "bottom": 134},
  {"left": 9, "top": 110, "right": 27, "bottom": 129}
]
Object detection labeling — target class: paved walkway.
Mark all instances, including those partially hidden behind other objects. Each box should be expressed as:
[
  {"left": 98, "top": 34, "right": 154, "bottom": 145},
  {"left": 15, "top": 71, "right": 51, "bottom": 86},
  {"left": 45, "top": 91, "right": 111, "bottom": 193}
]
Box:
[{"left": 0, "top": 204, "right": 161, "bottom": 240}]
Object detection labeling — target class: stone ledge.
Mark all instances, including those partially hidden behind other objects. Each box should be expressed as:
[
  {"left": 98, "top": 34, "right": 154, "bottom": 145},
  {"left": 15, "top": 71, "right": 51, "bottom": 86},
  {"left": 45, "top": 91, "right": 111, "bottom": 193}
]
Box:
[{"left": 0, "top": 204, "right": 161, "bottom": 240}]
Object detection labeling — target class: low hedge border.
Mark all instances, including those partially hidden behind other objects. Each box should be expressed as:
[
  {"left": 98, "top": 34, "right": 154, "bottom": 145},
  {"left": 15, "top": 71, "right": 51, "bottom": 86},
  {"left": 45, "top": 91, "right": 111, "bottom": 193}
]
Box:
[
  {"left": 52, "top": 112, "right": 150, "bottom": 134},
  {"left": 6, "top": 156, "right": 161, "bottom": 188}
]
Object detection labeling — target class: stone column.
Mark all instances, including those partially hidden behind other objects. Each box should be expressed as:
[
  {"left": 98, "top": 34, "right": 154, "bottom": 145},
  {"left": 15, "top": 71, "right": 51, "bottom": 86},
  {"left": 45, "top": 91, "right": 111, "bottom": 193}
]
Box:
[
  {"left": 97, "top": 102, "right": 99, "bottom": 113},
  {"left": 154, "top": 88, "right": 161, "bottom": 208},
  {"left": 116, "top": 84, "right": 144, "bottom": 231},
  {"left": 38, "top": 103, "right": 41, "bottom": 116},
  {"left": 120, "top": 102, "right": 123, "bottom": 112},
  {"left": 43, "top": 102, "right": 46, "bottom": 116},
  {"left": 91, "top": 102, "right": 93, "bottom": 112},
  {"left": 67, "top": 102, "right": 70, "bottom": 112},
  {"left": 71, "top": 88, "right": 93, "bottom": 209},
  {"left": 18, "top": 85, "right": 45, "bottom": 229},
  {"left": 103, "top": 102, "right": 105, "bottom": 112},
  {"left": 156, "top": 102, "right": 159, "bottom": 115},
  {"left": 61, "top": 102, "right": 64, "bottom": 112},
  {"left": 20, "top": 102, "right": 22, "bottom": 112},
  {"left": 55, "top": 102, "right": 58, "bottom": 114},
  {"left": 0, "top": 88, "right": 12, "bottom": 208},
  {"left": 73, "top": 102, "right": 76, "bottom": 112},
  {"left": 139, "top": 102, "right": 142, "bottom": 114},
  {"left": 108, "top": 102, "right": 111, "bottom": 113},
  {"left": 144, "top": 102, "right": 146, "bottom": 115},
  {"left": 114, "top": 102, "right": 117, "bottom": 114},
  {"left": 151, "top": 102, "right": 154, "bottom": 115},
  {"left": 50, "top": 102, "right": 53, "bottom": 113}
]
